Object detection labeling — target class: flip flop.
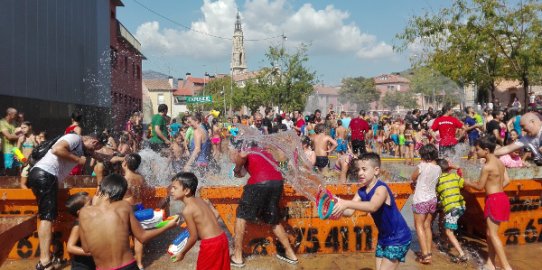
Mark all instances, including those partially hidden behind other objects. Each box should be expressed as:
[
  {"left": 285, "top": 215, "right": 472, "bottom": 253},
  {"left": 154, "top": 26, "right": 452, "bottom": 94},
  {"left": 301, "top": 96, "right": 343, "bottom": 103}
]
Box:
[
  {"left": 276, "top": 253, "right": 299, "bottom": 265},
  {"left": 230, "top": 255, "right": 245, "bottom": 268}
]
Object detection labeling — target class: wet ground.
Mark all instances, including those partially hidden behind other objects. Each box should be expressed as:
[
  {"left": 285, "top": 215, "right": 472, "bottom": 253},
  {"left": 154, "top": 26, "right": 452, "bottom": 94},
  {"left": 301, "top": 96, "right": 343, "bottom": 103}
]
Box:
[{"left": 3, "top": 237, "right": 540, "bottom": 270}]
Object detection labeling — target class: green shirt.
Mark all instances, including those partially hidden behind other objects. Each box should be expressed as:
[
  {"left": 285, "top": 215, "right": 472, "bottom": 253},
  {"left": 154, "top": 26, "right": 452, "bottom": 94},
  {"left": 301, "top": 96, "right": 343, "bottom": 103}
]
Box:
[
  {"left": 185, "top": 126, "right": 194, "bottom": 144},
  {"left": 149, "top": 114, "right": 167, "bottom": 144},
  {"left": 0, "top": 119, "right": 16, "bottom": 154}
]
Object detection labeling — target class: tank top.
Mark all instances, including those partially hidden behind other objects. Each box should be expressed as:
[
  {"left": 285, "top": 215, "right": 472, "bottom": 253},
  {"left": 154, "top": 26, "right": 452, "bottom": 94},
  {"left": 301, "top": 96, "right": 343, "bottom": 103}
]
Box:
[
  {"left": 189, "top": 125, "right": 211, "bottom": 164},
  {"left": 358, "top": 180, "right": 411, "bottom": 246},
  {"left": 65, "top": 125, "right": 78, "bottom": 134},
  {"left": 245, "top": 148, "right": 283, "bottom": 185}
]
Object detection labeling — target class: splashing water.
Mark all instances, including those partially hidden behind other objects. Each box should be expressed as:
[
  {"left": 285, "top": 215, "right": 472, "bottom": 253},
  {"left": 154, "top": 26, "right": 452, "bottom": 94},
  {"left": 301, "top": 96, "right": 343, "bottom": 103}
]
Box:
[
  {"left": 232, "top": 126, "right": 326, "bottom": 202},
  {"left": 137, "top": 148, "right": 176, "bottom": 187}
]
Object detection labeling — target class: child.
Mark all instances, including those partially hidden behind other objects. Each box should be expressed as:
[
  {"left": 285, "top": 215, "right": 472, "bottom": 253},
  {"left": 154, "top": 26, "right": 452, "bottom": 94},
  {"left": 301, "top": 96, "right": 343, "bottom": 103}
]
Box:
[
  {"left": 436, "top": 159, "right": 467, "bottom": 263},
  {"left": 332, "top": 153, "right": 411, "bottom": 270},
  {"left": 66, "top": 192, "right": 96, "bottom": 270},
  {"left": 465, "top": 136, "right": 512, "bottom": 270},
  {"left": 410, "top": 144, "right": 441, "bottom": 264},
  {"left": 17, "top": 121, "right": 37, "bottom": 189},
  {"left": 169, "top": 172, "right": 230, "bottom": 270},
  {"left": 122, "top": 153, "right": 146, "bottom": 269},
  {"left": 78, "top": 174, "right": 178, "bottom": 270}
]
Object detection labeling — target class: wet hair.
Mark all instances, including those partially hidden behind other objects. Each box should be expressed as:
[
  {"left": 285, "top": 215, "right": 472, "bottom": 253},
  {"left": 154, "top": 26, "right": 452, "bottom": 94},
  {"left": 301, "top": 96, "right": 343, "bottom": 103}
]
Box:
[
  {"left": 315, "top": 123, "right": 325, "bottom": 134},
  {"left": 71, "top": 112, "right": 83, "bottom": 122},
  {"left": 65, "top": 191, "right": 89, "bottom": 217},
  {"left": 476, "top": 135, "right": 497, "bottom": 152},
  {"left": 348, "top": 153, "right": 381, "bottom": 178},
  {"left": 337, "top": 119, "right": 342, "bottom": 126},
  {"left": 98, "top": 174, "right": 128, "bottom": 202},
  {"left": 437, "top": 159, "right": 450, "bottom": 172},
  {"left": 491, "top": 110, "right": 503, "bottom": 118},
  {"left": 171, "top": 172, "right": 198, "bottom": 196},
  {"left": 359, "top": 110, "right": 366, "bottom": 116},
  {"left": 441, "top": 105, "right": 451, "bottom": 114},
  {"left": 125, "top": 153, "right": 141, "bottom": 171},
  {"left": 419, "top": 144, "right": 439, "bottom": 161},
  {"left": 158, "top": 104, "right": 168, "bottom": 113},
  {"left": 21, "top": 121, "right": 32, "bottom": 128},
  {"left": 191, "top": 112, "right": 203, "bottom": 123},
  {"left": 302, "top": 136, "right": 311, "bottom": 146}
]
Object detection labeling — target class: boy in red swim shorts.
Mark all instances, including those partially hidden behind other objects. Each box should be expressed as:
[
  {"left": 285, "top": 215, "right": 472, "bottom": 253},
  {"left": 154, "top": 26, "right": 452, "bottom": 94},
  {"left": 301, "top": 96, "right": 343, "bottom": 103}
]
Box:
[{"left": 465, "top": 136, "right": 512, "bottom": 270}]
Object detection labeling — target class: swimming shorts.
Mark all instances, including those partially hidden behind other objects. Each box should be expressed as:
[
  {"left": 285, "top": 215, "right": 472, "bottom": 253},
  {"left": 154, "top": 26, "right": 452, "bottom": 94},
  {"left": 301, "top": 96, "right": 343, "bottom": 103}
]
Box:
[
  {"left": 444, "top": 207, "right": 465, "bottom": 230},
  {"left": 399, "top": 135, "right": 405, "bottom": 146},
  {"left": 375, "top": 241, "right": 411, "bottom": 263},
  {"left": 390, "top": 134, "right": 399, "bottom": 145},
  {"left": 28, "top": 167, "right": 58, "bottom": 221},
  {"left": 351, "top": 139, "right": 366, "bottom": 156},
  {"left": 315, "top": 156, "right": 329, "bottom": 169},
  {"left": 96, "top": 259, "right": 138, "bottom": 270},
  {"left": 336, "top": 139, "right": 347, "bottom": 153},
  {"left": 484, "top": 192, "right": 510, "bottom": 223},
  {"left": 211, "top": 137, "right": 221, "bottom": 145},
  {"left": 412, "top": 197, "right": 437, "bottom": 215},
  {"left": 237, "top": 180, "right": 283, "bottom": 224},
  {"left": 4, "top": 153, "right": 20, "bottom": 169},
  {"left": 198, "top": 232, "right": 230, "bottom": 270}
]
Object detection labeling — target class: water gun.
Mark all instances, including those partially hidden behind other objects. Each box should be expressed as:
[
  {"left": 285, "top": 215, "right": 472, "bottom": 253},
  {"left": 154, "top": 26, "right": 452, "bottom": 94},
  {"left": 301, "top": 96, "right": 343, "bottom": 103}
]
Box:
[
  {"left": 155, "top": 215, "right": 179, "bottom": 229},
  {"left": 135, "top": 208, "right": 167, "bottom": 229},
  {"left": 12, "top": 147, "right": 27, "bottom": 163},
  {"left": 167, "top": 223, "right": 189, "bottom": 257},
  {"left": 315, "top": 187, "right": 337, "bottom": 220}
]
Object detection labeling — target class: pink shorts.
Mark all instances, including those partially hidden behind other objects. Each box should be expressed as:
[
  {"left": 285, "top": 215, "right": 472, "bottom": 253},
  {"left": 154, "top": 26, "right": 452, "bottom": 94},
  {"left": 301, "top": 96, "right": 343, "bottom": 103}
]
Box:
[
  {"left": 485, "top": 192, "right": 510, "bottom": 222},
  {"left": 412, "top": 198, "right": 437, "bottom": 214}
]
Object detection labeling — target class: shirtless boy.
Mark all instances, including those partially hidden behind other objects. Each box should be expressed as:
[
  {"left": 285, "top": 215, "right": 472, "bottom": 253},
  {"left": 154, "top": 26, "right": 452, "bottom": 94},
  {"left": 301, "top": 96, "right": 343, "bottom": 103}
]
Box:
[
  {"left": 335, "top": 120, "right": 348, "bottom": 154},
  {"left": 170, "top": 172, "right": 230, "bottom": 270},
  {"left": 121, "top": 153, "right": 146, "bottom": 269},
  {"left": 464, "top": 136, "right": 512, "bottom": 270},
  {"left": 79, "top": 174, "right": 178, "bottom": 270},
  {"left": 313, "top": 124, "right": 338, "bottom": 173}
]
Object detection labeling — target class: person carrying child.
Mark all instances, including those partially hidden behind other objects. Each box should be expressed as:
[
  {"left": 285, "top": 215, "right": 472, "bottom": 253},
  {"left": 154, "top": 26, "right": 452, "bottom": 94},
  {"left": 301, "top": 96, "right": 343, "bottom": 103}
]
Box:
[
  {"left": 465, "top": 136, "right": 513, "bottom": 270},
  {"left": 332, "top": 153, "right": 411, "bottom": 270},
  {"left": 65, "top": 192, "right": 95, "bottom": 270},
  {"left": 169, "top": 172, "right": 230, "bottom": 270},
  {"left": 435, "top": 159, "right": 468, "bottom": 263},
  {"left": 78, "top": 174, "right": 178, "bottom": 270},
  {"left": 410, "top": 144, "right": 441, "bottom": 264}
]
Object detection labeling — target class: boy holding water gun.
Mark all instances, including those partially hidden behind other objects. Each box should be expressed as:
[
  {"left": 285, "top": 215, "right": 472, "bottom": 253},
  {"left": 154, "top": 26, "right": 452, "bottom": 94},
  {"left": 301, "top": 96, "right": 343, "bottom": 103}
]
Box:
[
  {"left": 332, "top": 153, "right": 412, "bottom": 270},
  {"left": 169, "top": 172, "right": 230, "bottom": 270}
]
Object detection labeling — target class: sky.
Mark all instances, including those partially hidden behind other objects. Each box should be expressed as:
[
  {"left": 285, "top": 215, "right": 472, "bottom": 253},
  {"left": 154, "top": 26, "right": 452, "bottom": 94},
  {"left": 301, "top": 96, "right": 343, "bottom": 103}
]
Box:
[{"left": 117, "top": 0, "right": 455, "bottom": 85}]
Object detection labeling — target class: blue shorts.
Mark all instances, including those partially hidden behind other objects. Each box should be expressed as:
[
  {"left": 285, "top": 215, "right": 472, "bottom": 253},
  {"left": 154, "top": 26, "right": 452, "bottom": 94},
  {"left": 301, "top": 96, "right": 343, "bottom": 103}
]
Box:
[
  {"left": 390, "top": 134, "right": 399, "bottom": 145},
  {"left": 336, "top": 139, "right": 347, "bottom": 153},
  {"left": 375, "top": 241, "right": 411, "bottom": 262},
  {"left": 444, "top": 207, "right": 465, "bottom": 230},
  {"left": 4, "top": 153, "right": 20, "bottom": 169}
]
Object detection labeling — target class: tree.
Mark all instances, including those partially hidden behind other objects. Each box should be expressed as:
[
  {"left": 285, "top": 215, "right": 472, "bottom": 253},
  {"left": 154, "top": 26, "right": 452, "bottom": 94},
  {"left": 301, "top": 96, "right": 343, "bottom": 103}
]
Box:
[
  {"left": 382, "top": 90, "right": 418, "bottom": 110},
  {"left": 192, "top": 77, "right": 239, "bottom": 115},
  {"left": 263, "top": 44, "right": 317, "bottom": 113},
  {"left": 408, "top": 67, "right": 462, "bottom": 107},
  {"left": 338, "top": 76, "right": 379, "bottom": 111},
  {"left": 396, "top": 0, "right": 542, "bottom": 106}
]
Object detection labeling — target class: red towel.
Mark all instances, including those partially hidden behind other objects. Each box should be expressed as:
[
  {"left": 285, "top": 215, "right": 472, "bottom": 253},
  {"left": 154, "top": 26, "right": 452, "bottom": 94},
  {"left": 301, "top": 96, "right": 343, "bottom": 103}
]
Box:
[
  {"left": 484, "top": 192, "right": 510, "bottom": 222},
  {"left": 197, "top": 232, "right": 230, "bottom": 270}
]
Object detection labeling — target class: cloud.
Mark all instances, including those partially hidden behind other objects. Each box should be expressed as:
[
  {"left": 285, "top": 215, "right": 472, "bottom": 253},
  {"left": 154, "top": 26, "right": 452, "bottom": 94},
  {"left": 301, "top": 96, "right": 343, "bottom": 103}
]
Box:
[{"left": 135, "top": 0, "right": 394, "bottom": 61}]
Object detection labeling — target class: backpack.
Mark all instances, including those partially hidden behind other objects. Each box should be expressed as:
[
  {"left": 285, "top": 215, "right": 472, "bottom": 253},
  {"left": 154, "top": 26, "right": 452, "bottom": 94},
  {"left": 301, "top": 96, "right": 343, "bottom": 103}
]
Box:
[{"left": 28, "top": 134, "right": 63, "bottom": 167}]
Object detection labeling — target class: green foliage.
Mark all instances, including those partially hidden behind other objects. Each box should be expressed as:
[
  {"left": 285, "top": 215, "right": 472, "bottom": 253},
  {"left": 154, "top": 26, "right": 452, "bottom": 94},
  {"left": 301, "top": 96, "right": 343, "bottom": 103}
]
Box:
[
  {"left": 396, "top": 0, "right": 542, "bottom": 104},
  {"left": 338, "top": 77, "right": 379, "bottom": 110},
  {"left": 408, "top": 67, "right": 462, "bottom": 106},
  {"left": 382, "top": 90, "right": 418, "bottom": 110},
  {"left": 196, "top": 77, "right": 237, "bottom": 114}
]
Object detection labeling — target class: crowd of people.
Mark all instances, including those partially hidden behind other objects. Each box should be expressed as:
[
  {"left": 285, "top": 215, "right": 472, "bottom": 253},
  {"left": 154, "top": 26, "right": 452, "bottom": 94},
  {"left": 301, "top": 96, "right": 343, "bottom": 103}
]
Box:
[{"left": 2, "top": 100, "right": 539, "bottom": 270}]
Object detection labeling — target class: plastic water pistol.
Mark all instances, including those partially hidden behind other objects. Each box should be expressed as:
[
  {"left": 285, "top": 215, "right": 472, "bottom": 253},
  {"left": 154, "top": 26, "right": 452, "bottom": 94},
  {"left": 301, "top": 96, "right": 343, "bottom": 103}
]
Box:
[
  {"left": 167, "top": 223, "right": 189, "bottom": 258},
  {"left": 134, "top": 208, "right": 178, "bottom": 229},
  {"left": 12, "top": 147, "right": 27, "bottom": 163}
]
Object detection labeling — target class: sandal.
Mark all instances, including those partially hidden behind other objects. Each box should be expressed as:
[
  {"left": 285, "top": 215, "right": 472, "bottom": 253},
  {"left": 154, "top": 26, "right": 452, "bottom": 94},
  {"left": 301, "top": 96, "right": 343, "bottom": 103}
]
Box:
[
  {"left": 35, "top": 260, "right": 53, "bottom": 270},
  {"left": 230, "top": 255, "right": 245, "bottom": 268},
  {"left": 276, "top": 253, "right": 299, "bottom": 265},
  {"left": 450, "top": 254, "right": 468, "bottom": 263}
]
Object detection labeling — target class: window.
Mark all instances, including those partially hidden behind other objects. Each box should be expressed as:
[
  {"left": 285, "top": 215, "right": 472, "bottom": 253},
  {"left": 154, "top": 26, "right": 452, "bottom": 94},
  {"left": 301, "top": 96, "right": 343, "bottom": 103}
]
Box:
[
  {"left": 387, "top": 85, "right": 395, "bottom": 91},
  {"left": 158, "top": 94, "right": 165, "bottom": 105},
  {"left": 132, "top": 63, "right": 136, "bottom": 78},
  {"left": 136, "top": 65, "right": 141, "bottom": 79},
  {"left": 124, "top": 56, "right": 128, "bottom": 73}
]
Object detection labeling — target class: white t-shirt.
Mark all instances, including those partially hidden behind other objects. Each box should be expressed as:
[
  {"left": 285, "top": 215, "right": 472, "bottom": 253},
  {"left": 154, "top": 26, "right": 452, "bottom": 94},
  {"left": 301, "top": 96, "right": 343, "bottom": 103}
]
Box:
[
  {"left": 413, "top": 162, "right": 441, "bottom": 204},
  {"left": 35, "top": 134, "right": 84, "bottom": 181},
  {"left": 282, "top": 119, "right": 294, "bottom": 130}
]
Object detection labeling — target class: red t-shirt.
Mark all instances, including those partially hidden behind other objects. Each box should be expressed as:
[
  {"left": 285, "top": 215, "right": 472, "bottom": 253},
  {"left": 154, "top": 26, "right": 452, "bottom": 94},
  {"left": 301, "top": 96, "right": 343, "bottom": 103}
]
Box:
[
  {"left": 245, "top": 148, "right": 283, "bottom": 185},
  {"left": 295, "top": 118, "right": 305, "bottom": 135},
  {"left": 431, "top": 115, "right": 463, "bottom": 146},
  {"left": 350, "top": 118, "right": 369, "bottom": 141}
]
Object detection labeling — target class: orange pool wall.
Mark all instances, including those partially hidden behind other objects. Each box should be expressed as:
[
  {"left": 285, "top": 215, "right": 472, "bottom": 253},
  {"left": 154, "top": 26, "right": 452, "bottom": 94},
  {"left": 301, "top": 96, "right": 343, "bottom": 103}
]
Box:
[
  {"left": 2, "top": 179, "right": 542, "bottom": 261},
  {"left": 199, "top": 183, "right": 413, "bottom": 255}
]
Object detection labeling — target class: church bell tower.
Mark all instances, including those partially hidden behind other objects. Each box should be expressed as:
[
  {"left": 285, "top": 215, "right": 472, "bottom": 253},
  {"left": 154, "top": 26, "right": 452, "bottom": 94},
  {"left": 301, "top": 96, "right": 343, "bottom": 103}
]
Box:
[{"left": 231, "top": 12, "right": 247, "bottom": 76}]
